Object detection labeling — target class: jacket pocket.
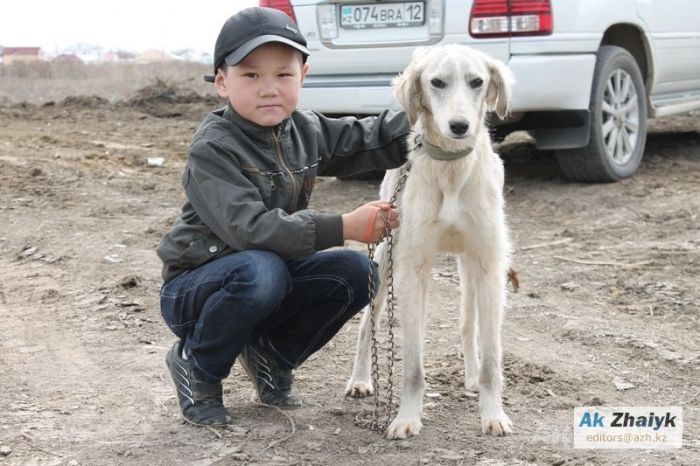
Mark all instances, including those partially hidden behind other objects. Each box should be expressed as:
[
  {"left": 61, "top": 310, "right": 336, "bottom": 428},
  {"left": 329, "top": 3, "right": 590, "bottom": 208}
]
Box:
[
  {"left": 178, "top": 231, "right": 228, "bottom": 269},
  {"left": 241, "top": 165, "right": 277, "bottom": 204}
]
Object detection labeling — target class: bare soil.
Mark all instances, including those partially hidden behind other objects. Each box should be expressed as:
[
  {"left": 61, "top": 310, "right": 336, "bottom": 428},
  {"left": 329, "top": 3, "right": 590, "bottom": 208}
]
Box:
[{"left": 1, "top": 89, "right": 698, "bottom": 465}]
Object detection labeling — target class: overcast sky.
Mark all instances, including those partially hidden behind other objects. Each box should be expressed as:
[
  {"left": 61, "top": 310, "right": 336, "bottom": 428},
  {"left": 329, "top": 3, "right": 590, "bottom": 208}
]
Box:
[{"left": 0, "top": 0, "right": 259, "bottom": 54}]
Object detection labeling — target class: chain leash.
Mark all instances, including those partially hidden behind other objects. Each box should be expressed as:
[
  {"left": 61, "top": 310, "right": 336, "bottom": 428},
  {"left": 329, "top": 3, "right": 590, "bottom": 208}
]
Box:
[{"left": 355, "top": 162, "right": 411, "bottom": 432}]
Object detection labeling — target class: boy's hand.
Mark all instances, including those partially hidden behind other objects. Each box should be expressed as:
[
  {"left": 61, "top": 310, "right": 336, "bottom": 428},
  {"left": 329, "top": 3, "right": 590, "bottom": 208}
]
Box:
[{"left": 342, "top": 200, "right": 400, "bottom": 244}]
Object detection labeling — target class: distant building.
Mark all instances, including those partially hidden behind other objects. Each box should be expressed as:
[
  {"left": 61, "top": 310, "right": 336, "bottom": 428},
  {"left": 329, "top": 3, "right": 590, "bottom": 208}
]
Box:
[
  {"left": 200, "top": 52, "right": 213, "bottom": 65},
  {"left": 2, "top": 47, "right": 42, "bottom": 64},
  {"left": 63, "top": 43, "right": 102, "bottom": 63},
  {"left": 134, "top": 49, "right": 177, "bottom": 64},
  {"left": 171, "top": 48, "right": 197, "bottom": 62},
  {"left": 53, "top": 53, "right": 82, "bottom": 64},
  {"left": 103, "top": 51, "right": 120, "bottom": 63}
]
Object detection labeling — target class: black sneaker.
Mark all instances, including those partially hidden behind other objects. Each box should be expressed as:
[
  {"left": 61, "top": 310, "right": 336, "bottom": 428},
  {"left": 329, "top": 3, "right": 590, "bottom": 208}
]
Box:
[
  {"left": 165, "top": 341, "right": 233, "bottom": 426},
  {"left": 238, "top": 338, "right": 302, "bottom": 408}
]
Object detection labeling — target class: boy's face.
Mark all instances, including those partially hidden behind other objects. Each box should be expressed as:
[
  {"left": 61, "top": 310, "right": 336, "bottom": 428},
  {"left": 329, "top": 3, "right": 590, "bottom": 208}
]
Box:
[{"left": 215, "top": 43, "right": 309, "bottom": 127}]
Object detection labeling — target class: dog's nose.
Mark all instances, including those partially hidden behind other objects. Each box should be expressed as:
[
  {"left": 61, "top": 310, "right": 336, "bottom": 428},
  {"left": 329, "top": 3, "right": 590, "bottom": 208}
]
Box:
[{"left": 449, "top": 120, "right": 469, "bottom": 136}]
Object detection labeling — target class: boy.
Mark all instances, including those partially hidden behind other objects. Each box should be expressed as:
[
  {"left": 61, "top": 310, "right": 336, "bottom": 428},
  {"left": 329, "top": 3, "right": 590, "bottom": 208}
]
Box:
[{"left": 156, "top": 7, "right": 410, "bottom": 427}]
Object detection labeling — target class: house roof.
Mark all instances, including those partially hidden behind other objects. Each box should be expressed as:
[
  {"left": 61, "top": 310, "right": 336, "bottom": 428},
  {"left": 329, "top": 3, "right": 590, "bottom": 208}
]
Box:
[{"left": 3, "top": 47, "right": 41, "bottom": 56}]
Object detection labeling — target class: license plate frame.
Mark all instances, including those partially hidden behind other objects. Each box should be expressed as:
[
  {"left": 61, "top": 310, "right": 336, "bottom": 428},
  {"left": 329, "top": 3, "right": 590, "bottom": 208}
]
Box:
[{"left": 340, "top": 2, "right": 426, "bottom": 29}]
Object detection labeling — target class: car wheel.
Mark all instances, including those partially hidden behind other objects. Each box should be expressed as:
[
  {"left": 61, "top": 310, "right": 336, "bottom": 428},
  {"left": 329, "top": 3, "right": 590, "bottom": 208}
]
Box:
[{"left": 556, "top": 46, "right": 647, "bottom": 182}]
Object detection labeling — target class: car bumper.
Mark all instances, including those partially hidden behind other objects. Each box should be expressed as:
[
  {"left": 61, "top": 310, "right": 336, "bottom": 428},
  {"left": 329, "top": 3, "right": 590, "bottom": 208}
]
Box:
[{"left": 299, "top": 53, "right": 597, "bottom": 114}]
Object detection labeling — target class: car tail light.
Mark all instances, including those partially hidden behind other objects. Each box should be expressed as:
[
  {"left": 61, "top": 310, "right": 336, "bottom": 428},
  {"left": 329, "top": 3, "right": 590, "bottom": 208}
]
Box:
[
  {"left": 259, "top": 0, "right": 298, "bottom": 23},
  {"left": 470, "top": 0, "right": 552, "bottom": 38},
  {"left": 317, "top": 4, "right": 338, "bottom": 40}
]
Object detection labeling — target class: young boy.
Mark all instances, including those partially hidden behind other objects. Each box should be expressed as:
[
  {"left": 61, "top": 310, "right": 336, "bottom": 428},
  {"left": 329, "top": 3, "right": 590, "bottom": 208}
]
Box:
[{"left": 156, "top": 7, "right": 410, "bottom": 427}]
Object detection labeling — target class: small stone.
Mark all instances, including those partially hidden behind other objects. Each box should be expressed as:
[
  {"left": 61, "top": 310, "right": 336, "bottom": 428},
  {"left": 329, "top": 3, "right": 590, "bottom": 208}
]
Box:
[
  {"left": 613, "top": 376, "right": 634, "bottom": 391},
  {"left": 329, "top": 407, "right": 345, "bottom": 416},
  {"left": 19, "top": 246, "right": 38, "bottom": 258},
  {"left": 147, "top": 157, "right": 165, "bottom": 167},
  {"left": 0, "top": 445, "right": 11, "bottom": 456},
  {"left": 118, "top": 275, "right": 142, "bottom": 288}
]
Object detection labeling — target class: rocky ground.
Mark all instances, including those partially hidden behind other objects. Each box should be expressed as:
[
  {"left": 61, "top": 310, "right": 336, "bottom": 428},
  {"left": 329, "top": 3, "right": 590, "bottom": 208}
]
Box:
[{"left": 0, "top": 88, "right": 698, "bottom": 465}]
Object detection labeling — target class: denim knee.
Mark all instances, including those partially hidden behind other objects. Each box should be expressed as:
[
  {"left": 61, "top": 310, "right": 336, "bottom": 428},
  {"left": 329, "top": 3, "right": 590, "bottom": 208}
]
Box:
[
  {"left": 222, "top": 250, "right": 291, "bottom": 310},
  {"left": 344, "top": 250, "right": 378, "bottom": 289},
  {"left": 328, "top": 250, "right": 378, "bottom": 304}
]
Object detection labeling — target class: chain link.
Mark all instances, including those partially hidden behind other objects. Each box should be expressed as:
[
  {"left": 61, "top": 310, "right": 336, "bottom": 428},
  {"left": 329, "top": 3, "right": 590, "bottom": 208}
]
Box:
[{"left": 354, "top": 162, "right": 411, "bottom": 432}]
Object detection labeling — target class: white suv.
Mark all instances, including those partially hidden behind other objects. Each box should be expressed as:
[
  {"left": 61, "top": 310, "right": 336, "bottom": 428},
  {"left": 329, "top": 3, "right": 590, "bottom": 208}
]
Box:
[{"left": 261, "top": 0, "right": 700, "bottom": 182}]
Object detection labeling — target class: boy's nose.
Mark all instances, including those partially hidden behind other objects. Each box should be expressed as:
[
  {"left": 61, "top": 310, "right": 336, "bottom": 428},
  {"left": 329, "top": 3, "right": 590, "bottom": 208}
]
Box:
[{"left": 258, "top": 79, "right": 280, "bottom": 97}]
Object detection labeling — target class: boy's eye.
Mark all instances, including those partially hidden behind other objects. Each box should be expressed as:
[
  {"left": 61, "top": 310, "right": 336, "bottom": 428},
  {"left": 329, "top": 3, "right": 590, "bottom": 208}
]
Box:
[{"left": 243, "top": 72, "right": 258, "bottom": 78}]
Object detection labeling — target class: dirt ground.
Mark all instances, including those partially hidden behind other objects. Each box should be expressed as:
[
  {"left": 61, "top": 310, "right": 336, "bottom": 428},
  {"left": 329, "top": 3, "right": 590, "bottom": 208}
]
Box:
[{"left": 0, "top": 87, "right": 698, "bottom": 465}]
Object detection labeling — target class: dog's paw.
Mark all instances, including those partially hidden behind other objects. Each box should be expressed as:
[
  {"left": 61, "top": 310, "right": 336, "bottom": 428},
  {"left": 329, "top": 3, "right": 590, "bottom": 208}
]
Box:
[
  {"left": 387, "top": 417, "right": 423, "bottom": 439},
  {"left": 345, "top": 380, "right": 373, "bottom": 398},
  {"left": 481, "top": 412, "right": 513, "bottom": 436}
]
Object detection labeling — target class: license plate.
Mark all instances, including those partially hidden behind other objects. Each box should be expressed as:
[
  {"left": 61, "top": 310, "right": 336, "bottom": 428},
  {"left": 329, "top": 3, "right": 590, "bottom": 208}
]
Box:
[{"left": 340, "top": 2, "right": 425, "bottom": 29}]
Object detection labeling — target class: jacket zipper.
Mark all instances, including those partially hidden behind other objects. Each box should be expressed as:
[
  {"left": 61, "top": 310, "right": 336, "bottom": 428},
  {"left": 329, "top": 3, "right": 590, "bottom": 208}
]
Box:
[{"left": 272, "top": 125, "right": 298, "bottom": 212}]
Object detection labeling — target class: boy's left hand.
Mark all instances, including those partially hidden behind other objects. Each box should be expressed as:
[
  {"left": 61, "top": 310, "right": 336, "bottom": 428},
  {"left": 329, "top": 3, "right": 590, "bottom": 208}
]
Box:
[{"left": 341, "top": 201, "right": 400, "bottom": 244}]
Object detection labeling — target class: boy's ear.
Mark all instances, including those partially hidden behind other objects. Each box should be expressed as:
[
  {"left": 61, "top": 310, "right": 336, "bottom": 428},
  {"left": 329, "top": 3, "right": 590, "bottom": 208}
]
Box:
[
  {"left": 214, "top": 69, "right": 229, "bottom": 99},
  {"left": 300, "top": 62, "right": 310, "bottom": 87}
]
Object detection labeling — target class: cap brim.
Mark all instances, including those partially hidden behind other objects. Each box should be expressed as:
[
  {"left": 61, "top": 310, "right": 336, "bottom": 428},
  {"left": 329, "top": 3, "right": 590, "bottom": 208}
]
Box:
[{"left": 223, "top": 35, "right": 310, "bottom": 66}]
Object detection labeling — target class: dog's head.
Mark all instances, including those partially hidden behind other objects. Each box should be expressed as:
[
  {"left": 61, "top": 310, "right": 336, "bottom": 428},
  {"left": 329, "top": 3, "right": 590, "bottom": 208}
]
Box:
[{"left": 394, "top": 44, "right": 514, "bottom": 147}]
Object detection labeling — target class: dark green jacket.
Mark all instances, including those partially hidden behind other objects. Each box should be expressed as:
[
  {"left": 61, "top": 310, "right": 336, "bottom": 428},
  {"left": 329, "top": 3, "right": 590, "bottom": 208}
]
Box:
[{"left": 156, "top": 104, "right": 410, "bottom": 282}]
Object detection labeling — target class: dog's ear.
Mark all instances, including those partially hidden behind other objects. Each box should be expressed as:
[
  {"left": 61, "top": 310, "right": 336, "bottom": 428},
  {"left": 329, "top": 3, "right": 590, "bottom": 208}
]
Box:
[
  {"left": 485, "top": 57, "right": 514, "bottom": 119},
  {"left": 393, "top": 47, "right": 427, "bottom": 125}
]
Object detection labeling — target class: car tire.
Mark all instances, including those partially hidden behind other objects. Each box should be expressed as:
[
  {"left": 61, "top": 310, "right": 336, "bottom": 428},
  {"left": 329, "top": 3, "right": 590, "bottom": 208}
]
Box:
[{"left": 556, "top": 46, "right": 647, "bottom": 182}]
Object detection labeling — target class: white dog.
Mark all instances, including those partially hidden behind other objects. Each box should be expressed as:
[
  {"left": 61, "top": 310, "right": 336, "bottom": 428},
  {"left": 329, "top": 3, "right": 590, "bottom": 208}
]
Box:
[{"left": 345, "top": 44, "right": 515, "bottom": 439}]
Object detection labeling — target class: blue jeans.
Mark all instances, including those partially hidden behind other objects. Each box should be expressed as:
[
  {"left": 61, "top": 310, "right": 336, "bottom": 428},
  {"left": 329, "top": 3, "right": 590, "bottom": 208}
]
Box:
[{"left": 160, "top": 249, "right": 376, "bottom": 383}]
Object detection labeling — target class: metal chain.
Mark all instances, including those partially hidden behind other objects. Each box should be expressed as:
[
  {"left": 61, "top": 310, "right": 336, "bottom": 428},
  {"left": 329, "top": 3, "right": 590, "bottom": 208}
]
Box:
[{"left": 355, "top": 162, "right": 411, "bottom": 432}]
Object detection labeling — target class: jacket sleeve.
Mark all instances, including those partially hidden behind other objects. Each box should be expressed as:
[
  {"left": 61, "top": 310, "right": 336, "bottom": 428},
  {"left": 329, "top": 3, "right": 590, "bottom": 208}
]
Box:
[
  {"left": 313, "top": 110, "right": 412, "bottom": 177},
  {"left": 184, "top": 138, "right": 343, "bottom": 260}
]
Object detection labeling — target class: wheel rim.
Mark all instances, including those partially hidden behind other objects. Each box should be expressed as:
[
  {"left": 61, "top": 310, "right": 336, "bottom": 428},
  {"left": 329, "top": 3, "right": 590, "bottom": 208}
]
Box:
[{"left": 601, "top": 68, "right": 639, "bottom": 165}]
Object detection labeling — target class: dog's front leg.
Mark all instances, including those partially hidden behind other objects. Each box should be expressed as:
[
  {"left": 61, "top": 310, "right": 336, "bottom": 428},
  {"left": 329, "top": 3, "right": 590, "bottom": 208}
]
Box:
[
  {"left": 475, "top": 266, "right": 513, "bottom": 436},
  {"left": 457, "top": 255, "right": 480, "bottom": 390},
  {"left": 386, "top": 255, "right": 431, "bottom": 439},
  {"left": 345, "top": 242, "right": 389, "bottom": 398}
]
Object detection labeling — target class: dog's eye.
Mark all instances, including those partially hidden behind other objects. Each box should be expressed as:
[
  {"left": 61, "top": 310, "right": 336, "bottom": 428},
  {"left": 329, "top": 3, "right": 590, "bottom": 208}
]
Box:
[
  {"left": 430, "top": 78, "right": 446, "bottom": 89},
  {"left": 469, "top": 77, "right": 484, "bottom": 89}
]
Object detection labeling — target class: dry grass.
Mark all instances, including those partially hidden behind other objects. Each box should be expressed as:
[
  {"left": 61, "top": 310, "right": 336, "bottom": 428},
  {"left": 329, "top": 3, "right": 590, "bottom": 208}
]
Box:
[{"left": 0, "top": 61, "right": 215, "bottom": 104}]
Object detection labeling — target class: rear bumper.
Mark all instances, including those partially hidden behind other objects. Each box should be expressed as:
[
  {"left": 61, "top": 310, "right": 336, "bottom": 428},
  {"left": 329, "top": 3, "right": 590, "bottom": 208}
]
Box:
[{"left": 299, "top": 53, "right": 597, "bottom": 114}]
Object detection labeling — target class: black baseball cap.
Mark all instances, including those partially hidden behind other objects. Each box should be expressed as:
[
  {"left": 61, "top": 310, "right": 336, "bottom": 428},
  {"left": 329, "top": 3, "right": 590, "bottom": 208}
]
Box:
[{"left": 204, "top": 7, "right": 310, "bottom": 83}]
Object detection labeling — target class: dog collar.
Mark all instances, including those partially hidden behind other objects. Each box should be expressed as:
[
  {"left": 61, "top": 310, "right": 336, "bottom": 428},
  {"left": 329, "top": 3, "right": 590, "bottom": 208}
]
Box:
[{"left": 416, "top": 135, "right": 473, "bottom": 161}]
